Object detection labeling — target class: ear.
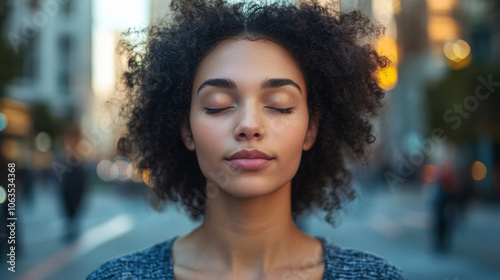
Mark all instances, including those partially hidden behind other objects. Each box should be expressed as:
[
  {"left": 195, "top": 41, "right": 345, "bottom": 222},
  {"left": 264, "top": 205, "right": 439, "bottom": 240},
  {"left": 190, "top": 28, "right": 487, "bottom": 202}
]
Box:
[
  {"left": 180, "top": 121, "right": 195, "bottom": 151},
  {"left": 303, "top": 112, "right": 320, "bottom": 151}
]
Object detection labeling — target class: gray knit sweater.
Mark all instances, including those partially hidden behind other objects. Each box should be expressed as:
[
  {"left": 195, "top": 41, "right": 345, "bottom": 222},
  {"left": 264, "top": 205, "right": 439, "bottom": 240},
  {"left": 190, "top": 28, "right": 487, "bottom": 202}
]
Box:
[{"left": 87, "top": 235, "right": 407, "bottom": 279}]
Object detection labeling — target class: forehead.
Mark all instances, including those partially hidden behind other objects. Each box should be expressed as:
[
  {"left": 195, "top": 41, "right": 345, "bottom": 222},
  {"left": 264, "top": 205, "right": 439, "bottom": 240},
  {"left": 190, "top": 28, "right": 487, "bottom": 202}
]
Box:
[{"left": 192, "top": 38, "right": 305, "bottom": 91}]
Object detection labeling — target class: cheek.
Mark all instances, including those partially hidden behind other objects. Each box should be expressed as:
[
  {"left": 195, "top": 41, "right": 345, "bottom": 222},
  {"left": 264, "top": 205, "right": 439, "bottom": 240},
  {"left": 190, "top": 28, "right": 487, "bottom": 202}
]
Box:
[
  {"left": 190, "top": 116, "right": 229, "bottom": 160},
  {"left": 272, "top": 118, "right": 309, "bottom": 159},
  {"left": 272, "top": 121, "right": 309, "bottom": 182},
  {"left": 189, "top": 120, "right": 221, "bottom": 179}
]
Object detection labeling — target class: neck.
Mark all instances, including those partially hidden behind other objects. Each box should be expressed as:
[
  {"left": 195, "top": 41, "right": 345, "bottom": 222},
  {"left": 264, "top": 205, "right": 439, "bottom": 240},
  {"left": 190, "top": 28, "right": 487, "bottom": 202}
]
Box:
[{"left": 193, "top": 181, "right": 307, "bottom": 274}]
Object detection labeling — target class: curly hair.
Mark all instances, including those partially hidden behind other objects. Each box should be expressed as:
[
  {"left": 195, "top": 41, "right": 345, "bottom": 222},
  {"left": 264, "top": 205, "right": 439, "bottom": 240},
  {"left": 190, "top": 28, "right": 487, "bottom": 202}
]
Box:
[{"left": 115, "top": 0, "right": 389, "bottom": 226}]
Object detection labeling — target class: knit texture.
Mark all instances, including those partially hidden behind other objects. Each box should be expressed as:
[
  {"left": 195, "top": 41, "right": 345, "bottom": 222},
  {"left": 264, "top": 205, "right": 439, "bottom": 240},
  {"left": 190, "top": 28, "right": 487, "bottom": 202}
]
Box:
[{"left": 87, "top": 235, "right": 407, "bottom": 279}]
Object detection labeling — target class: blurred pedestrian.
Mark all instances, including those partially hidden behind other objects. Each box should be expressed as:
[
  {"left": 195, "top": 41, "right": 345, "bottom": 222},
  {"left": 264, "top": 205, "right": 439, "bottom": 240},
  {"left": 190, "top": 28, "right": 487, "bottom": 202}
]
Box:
[
  {"left": 455, "top": 165, "right": 476, "bottom": 222},
  {"left": 59, "top": 125, "right": 88, "bottom": 241},
  {"left": 433, "top": 161, "right": 457, "bottom": 252}
]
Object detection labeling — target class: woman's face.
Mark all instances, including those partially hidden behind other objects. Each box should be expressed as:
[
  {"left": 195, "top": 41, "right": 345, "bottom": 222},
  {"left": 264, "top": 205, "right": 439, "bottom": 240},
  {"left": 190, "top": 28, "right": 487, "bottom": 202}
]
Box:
[{"left": 181, "top": 39, "right": 318, "bottom": 198}]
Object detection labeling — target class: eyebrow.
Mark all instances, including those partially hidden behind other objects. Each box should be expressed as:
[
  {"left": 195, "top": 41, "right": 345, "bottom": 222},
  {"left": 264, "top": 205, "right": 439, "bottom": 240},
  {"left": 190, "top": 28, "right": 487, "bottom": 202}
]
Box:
[{"left": 196, "top": 78, "right": 302, "bottom": 95}]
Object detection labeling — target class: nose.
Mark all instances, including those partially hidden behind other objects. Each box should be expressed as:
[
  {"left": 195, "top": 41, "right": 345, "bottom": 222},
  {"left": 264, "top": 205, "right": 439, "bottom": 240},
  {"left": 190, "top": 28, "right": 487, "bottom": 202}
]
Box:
[{"left": 234, "top": 102, "right": 265, "bottom": 141}]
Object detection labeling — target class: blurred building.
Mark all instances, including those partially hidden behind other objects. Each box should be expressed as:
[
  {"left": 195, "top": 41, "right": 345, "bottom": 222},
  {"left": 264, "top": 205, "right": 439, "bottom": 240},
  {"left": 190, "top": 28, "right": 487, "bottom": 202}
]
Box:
[
  {"left": 329, "top": 0, "right": 438, "bottom": 186},
  {"left": 2, "top": 0, "right": 92, "bottom": 168},
  {"left": 5, "top": 0, "right": 92, "bottom": 120},
  {"left": 380, "top": 0, "right": 439, "bottom": 178},
  {"left": 376, "top": 0, "right": 499, "bottom": 198}
]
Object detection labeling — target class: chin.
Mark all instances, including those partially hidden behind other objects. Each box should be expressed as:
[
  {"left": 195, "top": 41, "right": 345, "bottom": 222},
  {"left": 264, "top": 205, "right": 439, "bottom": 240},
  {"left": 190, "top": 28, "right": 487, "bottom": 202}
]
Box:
[
  {"left": 227, "top": 188, "right": 275, "bottom": 199},
  {"left": 219, "top": 179, "right": 289, "bottom": 199}
]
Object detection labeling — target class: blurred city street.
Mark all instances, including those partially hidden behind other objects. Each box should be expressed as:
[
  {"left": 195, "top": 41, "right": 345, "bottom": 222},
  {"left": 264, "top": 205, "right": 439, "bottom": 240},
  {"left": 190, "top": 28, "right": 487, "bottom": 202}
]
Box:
[
  {"left": 1, "top": 181, "right": 499, "bottom": 280},
  {"left": 1, "top": 0, "right": 500, "bottom": 279}
]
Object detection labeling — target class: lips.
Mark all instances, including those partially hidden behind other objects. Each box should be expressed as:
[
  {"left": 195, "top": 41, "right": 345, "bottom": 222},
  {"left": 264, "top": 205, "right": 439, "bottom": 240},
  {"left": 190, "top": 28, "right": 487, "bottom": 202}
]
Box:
[
  {"left": 226, "top": 149, "right": 273, "bottom": 160},
  {"left": 225, "top": 149, "right": 274, "bottom": 170}
]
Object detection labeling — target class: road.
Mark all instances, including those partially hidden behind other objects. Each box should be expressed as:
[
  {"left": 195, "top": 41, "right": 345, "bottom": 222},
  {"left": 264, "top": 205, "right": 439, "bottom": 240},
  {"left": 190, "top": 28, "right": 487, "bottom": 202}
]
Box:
[{"left": 1, "top": 182, "right": 499, "bottom": 280}]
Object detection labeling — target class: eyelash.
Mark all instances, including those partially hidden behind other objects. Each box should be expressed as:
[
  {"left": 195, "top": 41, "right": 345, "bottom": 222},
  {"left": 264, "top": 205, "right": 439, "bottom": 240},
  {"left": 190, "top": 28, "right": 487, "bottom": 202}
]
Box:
[{"left": 205, "top": 107, "right": 294, "bottom": 115}]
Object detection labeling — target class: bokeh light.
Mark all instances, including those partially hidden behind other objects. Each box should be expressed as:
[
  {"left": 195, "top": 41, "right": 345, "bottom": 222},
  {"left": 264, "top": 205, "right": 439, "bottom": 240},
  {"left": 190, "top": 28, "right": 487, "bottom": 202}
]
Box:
[
  {"left": 142, "top": 169, "right": 153, "bottom": 187},
  {"left": 444, "top": 39, "right": 472, "bottom": 69},
  {"left": 97, "top": 159, "right": 119, "bottom": 182},
  {"left": 35, "top": 131, "right": 52, "bottom": 152},
  {"left": 471, "top": 161, "right": 487, "bottom": 181},
  {"left": 113, "top": 157, "right": 133, "bottom": 181},
  {"left": 376, "top": 35, "right": 398, "bottom": 90},
  {"left": 0, "top": 112, "right": 7, "bottom": 131},
  {"left": 0, "top": 186, "right": 6, "bottom": 204}
]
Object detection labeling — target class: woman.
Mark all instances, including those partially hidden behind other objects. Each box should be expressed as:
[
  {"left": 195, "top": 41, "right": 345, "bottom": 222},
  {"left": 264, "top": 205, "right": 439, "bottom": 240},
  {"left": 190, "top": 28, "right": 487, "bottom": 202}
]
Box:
[{"left": 88, "top": 0, "right": 407, "bottom": 279}]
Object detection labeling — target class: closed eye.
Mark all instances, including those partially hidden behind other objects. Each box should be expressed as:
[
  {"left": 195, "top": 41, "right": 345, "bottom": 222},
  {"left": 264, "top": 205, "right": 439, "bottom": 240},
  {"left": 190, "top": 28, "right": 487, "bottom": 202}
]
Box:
[
  {"left": 205, "top": 107, "right": 231, "bottom": 114},
  {"left": 204, "top": 107, "right": 294, "bottom": 115},
  {"left": 270, "top": 108, "right": 293, "bottom": 114}
]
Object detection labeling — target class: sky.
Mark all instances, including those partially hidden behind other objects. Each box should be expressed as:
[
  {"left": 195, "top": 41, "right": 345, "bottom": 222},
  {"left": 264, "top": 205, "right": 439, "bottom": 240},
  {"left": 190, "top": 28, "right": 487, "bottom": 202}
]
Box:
[
  {"left": 92, "top": 0, "right": 150, "bottom": 31},
  {"left": 91, "top": 0, "right": 150, "bottom": 97}
]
